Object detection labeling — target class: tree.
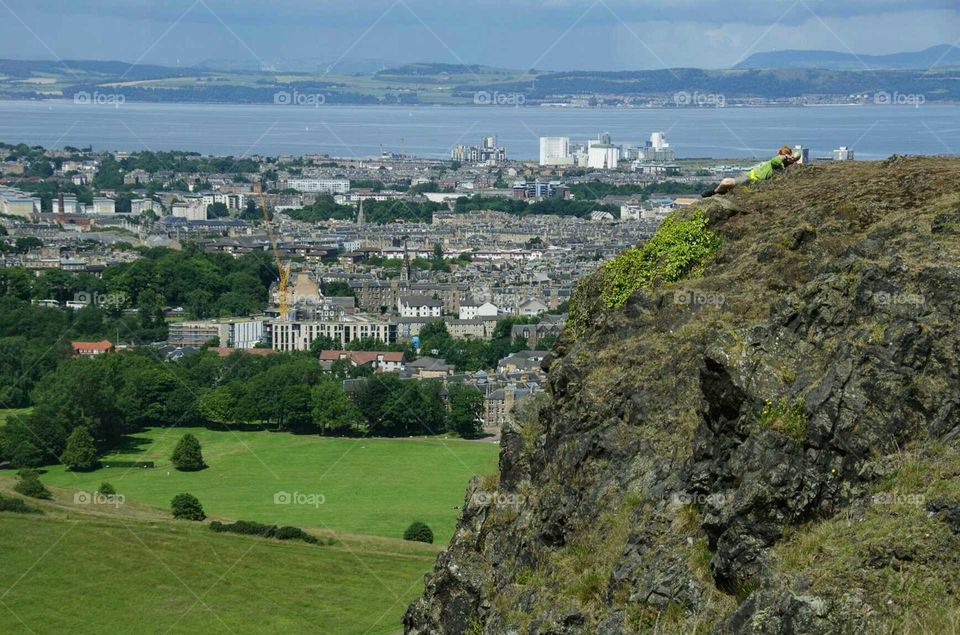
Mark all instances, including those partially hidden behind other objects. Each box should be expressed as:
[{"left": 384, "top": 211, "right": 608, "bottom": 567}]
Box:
[
  {"left": 403, "top": 521, "right": 434, "bottom": 543},
  {"left": 198, "top": 386, "right": 236, "bottom": 425},
  {"left": 311, "top": 379, "right": 364, "bottom": 435},
  {"left": 448, "top": 384, "right": 484, "bottom": 438},
  {"left": 538, "top": 333, "right": 558, "bottom": 349},
  {"left": 207, "top": 202, "right": 229, "bottom": 218},
  {"left": 309, "top": 334, "right": 339, "bottom": 356},
  {"left": 98, "top": 482, "right": 117, "bottom": 496},
  {"left": 60, "top": 426, "right": 99, "bottom": 471},
  {"left": 13, "top": 469, "right": 51, "bottom": 499},
  {"left": 171, "top": 433, "right": 206, "bottom": 471},
  {"left": 170, "top": 493, "right": 206, "bottom": 521}
]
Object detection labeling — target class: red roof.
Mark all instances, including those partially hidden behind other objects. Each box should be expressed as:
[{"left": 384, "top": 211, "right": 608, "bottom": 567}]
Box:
[
  {"left": 71, "top": 340, "right": 112, "bottom": 352},
  {"left": 319, "top": 350, "right": 404, "bottom": 365}
]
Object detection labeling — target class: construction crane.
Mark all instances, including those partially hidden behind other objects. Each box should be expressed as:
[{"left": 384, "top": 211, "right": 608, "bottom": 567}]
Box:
[{"left": 254, "top": 182, "right": 290, "bottom": 319}]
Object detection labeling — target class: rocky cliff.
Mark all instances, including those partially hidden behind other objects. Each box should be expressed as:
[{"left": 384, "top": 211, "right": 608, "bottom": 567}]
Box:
[{"left": 405, "top": 157, "right": 960, "bottom": 634}]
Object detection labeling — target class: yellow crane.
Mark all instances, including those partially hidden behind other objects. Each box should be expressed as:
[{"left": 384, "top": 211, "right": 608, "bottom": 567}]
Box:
[{"left": 254, "top": 182, "right": 290, "bottom": 319}]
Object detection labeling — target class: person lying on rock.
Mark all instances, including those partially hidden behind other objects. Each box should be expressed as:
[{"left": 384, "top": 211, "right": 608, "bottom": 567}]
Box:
[{"left": 702, "top": 146, "right": 801, "bottom": 197}]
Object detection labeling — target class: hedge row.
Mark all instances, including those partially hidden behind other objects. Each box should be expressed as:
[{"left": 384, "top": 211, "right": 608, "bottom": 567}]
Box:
[{"left": 208, "top": 520, "right": 330, "bottom": 545}]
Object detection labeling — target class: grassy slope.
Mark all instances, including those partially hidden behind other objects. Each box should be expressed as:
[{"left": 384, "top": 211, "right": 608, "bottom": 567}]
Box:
[
  {"left": 0, "top": 486, "right": 439, "bottom": 634},
  {"left": 40, "top": 427, "right": 498, "bottom": 542}
]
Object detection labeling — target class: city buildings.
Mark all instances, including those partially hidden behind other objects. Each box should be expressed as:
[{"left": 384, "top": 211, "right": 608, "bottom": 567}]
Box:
[
  {"left": 637, "top": 132, "right": 677, "bottom": 162},
  {"left": 539, "top": 137, "right": 574, "bottom": 166},
  {"left": 587, "top": 133, "right": 621, "bottom": 169},
  {"left": 284, "top": 178, "right": 350, "bottom": 194},
  {"left": 512, "top": 179, "right": 570, "bottom": 200},
  {"left": 319, "top": 350, "right": 405, "bottom": 373},
  {"left": 268, "top": 315, "right": 395, "bottom": 352},
  {"left": 451, "top": 136, "right": 507, "bottom": 165},
  {"left": 168, "top": 319, "right": 265, "bottom": 349},
  {"left": 398, "top": 295, "right": 443, "bottom": 319},
  {"left": 833, "top": 146, "right": 855, "bottom": 161}
]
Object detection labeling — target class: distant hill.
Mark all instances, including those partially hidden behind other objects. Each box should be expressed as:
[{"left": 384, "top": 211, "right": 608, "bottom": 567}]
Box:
[{"left": 736, "top": 44, "right": 960, "bottom": 70}]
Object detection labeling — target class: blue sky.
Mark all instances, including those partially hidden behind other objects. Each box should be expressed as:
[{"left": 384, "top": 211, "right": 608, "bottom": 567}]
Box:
[{"left": 0, "top": 0, "right": 957, "bottom": 70}]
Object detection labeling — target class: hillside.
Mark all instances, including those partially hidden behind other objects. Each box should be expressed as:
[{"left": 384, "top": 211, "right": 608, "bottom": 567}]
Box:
[
  {"left": 736, "top": 44, "right": 960, "bottom": 70},
  {"left": 405, "top": 157, "right": 960, "bottom": 633},
  {"left": 0, "top": 477, "right": 439, "bottom": 634},
  {"left": 2, "top": 58, "right": 960, "bottom": 104}
]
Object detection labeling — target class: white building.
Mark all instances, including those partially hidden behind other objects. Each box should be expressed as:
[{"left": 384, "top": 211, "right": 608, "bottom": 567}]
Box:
[
  {"left": 638, "top": 132, "right": 677, "bottom": 162},
  {"left": 172, "top": 197, "right": 207, "bottom": 221},
  {"left": 0, "top": 189, "right": 41, "bottom": 218},
  {"left": 398, "top": 295, "right": 443, "bottom": 319},
  {"left": 269, "top": 315, "right": 392, "bottom": 352},
  {"left": 587, "top": 145, "right": 620, "bottom": 170},
  {"left": 201, "top": 192, "right": 246, "bottom": 210},
  {"left": 92, "top": 198, "right": 115, "bottom": 214},
  {"left": 459, "top": 300, "right": 499, "bottom": 320},
  {"left": 517, "top": 298, "right": 548, "bottom": 316},
  {"left": 833, "top": 146, "right": 855, "bottom": 161},
  {"left": 286, "top": 178, "right": 350, "bottom": 194},
  {"left": 620, "top": 201, "right": 642, "bottom": 221},
  {"left": 539, "top": 137, "right": 574, "bottom": 166},
  {"left": 168, "top": 318, "right": 264, "bottom": 349},
  {"left": 130, "top": 198, "right": 158, "bottom": 215}
]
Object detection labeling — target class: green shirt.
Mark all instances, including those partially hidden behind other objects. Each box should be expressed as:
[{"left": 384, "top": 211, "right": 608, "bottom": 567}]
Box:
[{"left": 748, "top": 155, "right": 786, "bottom": 182}]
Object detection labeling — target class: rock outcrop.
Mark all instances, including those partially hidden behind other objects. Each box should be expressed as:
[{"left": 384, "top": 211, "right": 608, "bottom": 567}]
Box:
[{"left": 406, "top": 157, "right": 960, "bottom": 634}]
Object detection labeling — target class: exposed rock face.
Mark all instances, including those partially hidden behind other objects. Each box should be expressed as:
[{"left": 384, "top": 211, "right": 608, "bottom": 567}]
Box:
[{"left": 405, "top": 157, "right": 960, "bottom": 634}]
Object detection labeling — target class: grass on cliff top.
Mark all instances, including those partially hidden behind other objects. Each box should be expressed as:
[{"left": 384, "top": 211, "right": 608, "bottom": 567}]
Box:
[{"left": 568, "top": 208, "right": 722, "bottom": 335}]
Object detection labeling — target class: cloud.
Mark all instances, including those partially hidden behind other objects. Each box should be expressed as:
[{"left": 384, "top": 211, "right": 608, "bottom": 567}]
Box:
[{"left": 0, "top": 0, "right": 956, "bottom": 70}]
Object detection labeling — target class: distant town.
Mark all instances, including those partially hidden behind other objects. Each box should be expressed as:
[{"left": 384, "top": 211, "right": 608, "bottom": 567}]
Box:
[{"left": 0, "top": 133, "right": 859, "bottom": 428}]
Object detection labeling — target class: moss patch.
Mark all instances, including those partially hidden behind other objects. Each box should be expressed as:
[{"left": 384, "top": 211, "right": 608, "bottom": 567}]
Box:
[
  {"left": 755, "top": 398, "right": 806, "bottom": 442},
  {"left": 569, "top": 209, "right": 722, "bottom": 335}
]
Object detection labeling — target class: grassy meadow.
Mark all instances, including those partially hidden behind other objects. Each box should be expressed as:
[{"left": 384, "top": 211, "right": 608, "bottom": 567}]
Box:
[{"left": 40, "top": 426, "right": 499, "bottom": 542}]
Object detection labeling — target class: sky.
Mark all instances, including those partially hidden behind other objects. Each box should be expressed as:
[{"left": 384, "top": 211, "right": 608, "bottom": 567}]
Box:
[{"left": 0, "top": 0, "right": 957, "bottom": 71}]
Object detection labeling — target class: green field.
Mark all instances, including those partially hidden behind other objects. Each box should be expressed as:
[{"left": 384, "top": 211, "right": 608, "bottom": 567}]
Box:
[
  {"left": 0, "top": 492, "right": 438, "bottom": 634},
  {"left": 41, "top": 427, "right": 498, "bottom": 542}
]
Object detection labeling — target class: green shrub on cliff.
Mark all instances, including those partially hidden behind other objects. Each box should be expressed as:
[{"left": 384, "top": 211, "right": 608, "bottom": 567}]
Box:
[{"left": 569, "top": 209, "right": 721, "bottom": 335}]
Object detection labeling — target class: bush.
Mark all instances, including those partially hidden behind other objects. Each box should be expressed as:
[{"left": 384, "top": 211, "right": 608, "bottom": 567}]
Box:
[
  {"left": 403, "top": 521, "right": 434, "bottom": 544},
  {"left": 208, "top": 519, "right": 324, "bottom": 545},
  {"left": 13, "top": 469, "right": 52, "bottom": 500},
  {"left": 97, "top": 482, "right": 117, "bottom": 496},
  {"left": 170, "top": 493, "right": 206, "bottom": 521},
  {"left": 0, "top": 494, "right": 43, "bottom": 514},
  {"left": 171, "top": 433, "right": 206, "bottom": 471},
  {"left": 274, "top": 526, "right": 319, "bottom": 544},
  {"left": 60, "top": 426, "right": 99, "bottom": 471}
]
